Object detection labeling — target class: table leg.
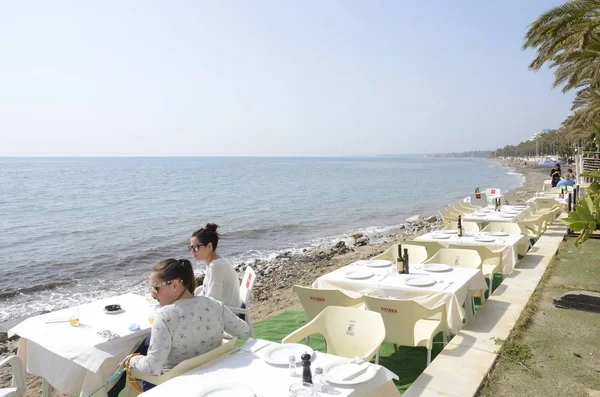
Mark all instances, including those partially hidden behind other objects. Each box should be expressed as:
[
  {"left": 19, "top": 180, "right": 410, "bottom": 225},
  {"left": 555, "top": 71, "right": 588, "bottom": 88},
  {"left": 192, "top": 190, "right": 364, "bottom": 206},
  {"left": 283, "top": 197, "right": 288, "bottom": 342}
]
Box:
[
  {"left": 42, "top": 378, "right": 53, "bottom": 397},
  {"left": 465, "top": 292, "right": 474, "bottom": 322}
]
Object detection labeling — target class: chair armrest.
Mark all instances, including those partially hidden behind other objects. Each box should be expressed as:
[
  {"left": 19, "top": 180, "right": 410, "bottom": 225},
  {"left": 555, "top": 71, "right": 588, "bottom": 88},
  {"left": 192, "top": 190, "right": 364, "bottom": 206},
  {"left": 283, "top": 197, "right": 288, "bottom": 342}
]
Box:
[
  {"left": 282, "top": 324, "right": 315, "bottom": 344},
  {"left": 227, "top": 306, "right": 249, "bottom": 315},
  {"left": 0, "top": 355, "right": 25, "bottom": 391}
]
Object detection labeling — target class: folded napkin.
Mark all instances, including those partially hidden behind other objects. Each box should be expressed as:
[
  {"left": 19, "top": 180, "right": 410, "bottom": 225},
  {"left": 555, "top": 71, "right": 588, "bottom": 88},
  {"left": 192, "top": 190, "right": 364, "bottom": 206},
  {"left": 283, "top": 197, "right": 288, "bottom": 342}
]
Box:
[{"left": 329, "top": 362, "right": 370, "bottom": 381}]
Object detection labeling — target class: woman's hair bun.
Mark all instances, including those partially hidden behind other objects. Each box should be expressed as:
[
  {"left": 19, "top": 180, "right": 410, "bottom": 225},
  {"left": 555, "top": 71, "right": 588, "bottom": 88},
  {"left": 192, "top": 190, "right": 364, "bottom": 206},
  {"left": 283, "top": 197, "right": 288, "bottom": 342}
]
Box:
[{"left": 205, "top": 223, "right": 219, "bottom": 232}]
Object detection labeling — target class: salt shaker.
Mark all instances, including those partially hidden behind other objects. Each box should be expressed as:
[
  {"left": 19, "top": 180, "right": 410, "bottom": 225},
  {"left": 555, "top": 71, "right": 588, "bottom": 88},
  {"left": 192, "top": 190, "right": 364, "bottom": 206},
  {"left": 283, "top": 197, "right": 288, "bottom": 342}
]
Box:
[
  {"left": 313, "top": 367, "right": 324, "bottom": 392},
  {"left": 288, "top": 355, "right": 297, "bottom": 376},
  {"left": 301, "top": 352, "right": 313, "bottom": 384}
]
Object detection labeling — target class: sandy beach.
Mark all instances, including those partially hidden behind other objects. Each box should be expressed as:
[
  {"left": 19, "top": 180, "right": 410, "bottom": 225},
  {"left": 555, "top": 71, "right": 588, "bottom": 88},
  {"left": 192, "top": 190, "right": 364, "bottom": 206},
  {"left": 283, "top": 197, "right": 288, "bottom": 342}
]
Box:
[{"left": 0, "top": 159, "right": 550, "bottom": 396}]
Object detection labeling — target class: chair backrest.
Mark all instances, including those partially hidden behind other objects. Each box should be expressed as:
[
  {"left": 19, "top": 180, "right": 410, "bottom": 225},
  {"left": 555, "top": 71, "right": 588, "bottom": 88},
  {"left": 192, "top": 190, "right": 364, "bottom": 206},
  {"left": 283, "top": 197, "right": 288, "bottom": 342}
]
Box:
[
  {"left": 239, "top": 266, "right": 256, "bottom": 307},
  {"left": 470, "top": 192, "right": 488, "bottom": 207},
  {"left": 450, "top": 203, "right": 470, "bottom": 215},
  {"left": 309, "top": 306, "right": 385, "bottom": 361},
  {"left": 426, "top": 248, "right": 482, "bottom": 269},
  {"left": 371, "top": 243, "right": 429, "bottom": 264},
  {"left": 131, "top": 338, "right": 238, "bottom": 386},
  {"left": 363, "top": 296, "right": 447, "bottom": 347},
  {"left": 447, "top": 244, "right": 500, "bottom": 262},
  {"left": 293, "top": 285, "right": 363, "bottom": 322},
  {"left": 405, "top": 240, "right": 444, "bottom": 259},
  {"left": 480, "top": 222, "right": 523, "bottom": 235},
  {"left": 0, "top": 355, "right": 25, "bottom": 396},
  {"left": 458, "top": 201, "right": 480, "bottom": 210},
  {"left": 534, "top": 198, "right": 559, "bottom": 210},
  {"left": 445, "top": 220, "right": 480, "bottom": 233},
  {"left": 485, "top": 188, "right": 502, "bottom": 197}
]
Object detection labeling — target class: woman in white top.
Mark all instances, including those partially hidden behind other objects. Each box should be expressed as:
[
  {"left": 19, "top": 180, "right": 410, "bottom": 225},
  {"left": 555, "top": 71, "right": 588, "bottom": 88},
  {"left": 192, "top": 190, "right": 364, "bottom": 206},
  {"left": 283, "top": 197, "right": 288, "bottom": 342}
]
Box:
[
  {"left": 189, "top": 223, "right": 242, "bottom": 308},
  {"left": 109, "top": 258, "right": 249, "bottom": 395}
]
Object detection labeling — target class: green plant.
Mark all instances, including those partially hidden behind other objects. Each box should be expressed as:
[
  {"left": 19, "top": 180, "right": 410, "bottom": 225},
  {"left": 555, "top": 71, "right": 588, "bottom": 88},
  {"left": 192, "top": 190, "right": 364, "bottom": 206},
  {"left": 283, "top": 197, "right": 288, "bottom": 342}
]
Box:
[{"left": 562, "top": 170, "right": 600, "bottom": 246}]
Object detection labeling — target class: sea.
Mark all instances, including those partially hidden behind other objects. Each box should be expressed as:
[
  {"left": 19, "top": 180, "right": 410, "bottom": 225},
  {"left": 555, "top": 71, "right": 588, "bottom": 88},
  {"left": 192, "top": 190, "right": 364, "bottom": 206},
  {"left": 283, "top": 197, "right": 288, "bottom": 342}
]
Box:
[{"left": 0, "top": 156, "right": 524, "bottom": 330}]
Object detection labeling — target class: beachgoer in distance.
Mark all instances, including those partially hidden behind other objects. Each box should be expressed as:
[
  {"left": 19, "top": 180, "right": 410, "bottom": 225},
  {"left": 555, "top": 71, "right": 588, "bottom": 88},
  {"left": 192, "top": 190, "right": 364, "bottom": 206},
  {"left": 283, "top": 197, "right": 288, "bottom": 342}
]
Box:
[
  {"left": 189, "top": 223, "right": 242, "bottom": 309},
  {"left": 565, "top": 168, "right": 576, "bottom": 181},
  {"left": 108, "top": 259, "right": 249, "bottom": 395},
  {"left": 550, "top": 163, "right": 561, "bottom": 188},
  {"left": 557, "top": 168, "right": 576, "bottom": 187}
]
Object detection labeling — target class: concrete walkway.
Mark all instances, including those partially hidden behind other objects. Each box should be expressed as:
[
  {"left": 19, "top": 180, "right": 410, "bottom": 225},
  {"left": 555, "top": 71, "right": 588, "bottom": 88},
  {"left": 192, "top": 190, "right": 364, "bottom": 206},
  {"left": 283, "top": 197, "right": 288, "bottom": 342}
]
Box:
[{"left": 402, "top": 223, "right": 568, "bottom": 397}]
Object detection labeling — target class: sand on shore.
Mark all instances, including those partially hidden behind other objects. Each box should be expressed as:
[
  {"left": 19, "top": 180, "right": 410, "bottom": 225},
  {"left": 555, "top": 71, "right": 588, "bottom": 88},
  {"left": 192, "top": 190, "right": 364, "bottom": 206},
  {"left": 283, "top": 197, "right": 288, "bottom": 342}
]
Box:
[{"left": 0, "top": 159, "right": 550, "bottom": 396}]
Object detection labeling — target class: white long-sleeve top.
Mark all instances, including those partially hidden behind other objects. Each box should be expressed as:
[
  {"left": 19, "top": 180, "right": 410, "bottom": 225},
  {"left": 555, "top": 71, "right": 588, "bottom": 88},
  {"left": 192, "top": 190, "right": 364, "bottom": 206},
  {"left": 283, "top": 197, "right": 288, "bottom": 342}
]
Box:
[
  {"left": 129, "top": 295, "right": 249, "bottom": 375},
  {"left": 195, "top": 258, "right": 241, "bottom": 308}
]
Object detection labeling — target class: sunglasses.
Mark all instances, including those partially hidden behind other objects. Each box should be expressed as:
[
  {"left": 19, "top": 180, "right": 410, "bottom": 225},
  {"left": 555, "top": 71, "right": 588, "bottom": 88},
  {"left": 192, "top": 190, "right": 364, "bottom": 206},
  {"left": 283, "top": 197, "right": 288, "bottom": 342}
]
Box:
[
  {"left": 187, "top": 244, "right": 205, "bottom": 252},
  {"left": 150, "top": 279, "right": 175, "bottom": 294}
]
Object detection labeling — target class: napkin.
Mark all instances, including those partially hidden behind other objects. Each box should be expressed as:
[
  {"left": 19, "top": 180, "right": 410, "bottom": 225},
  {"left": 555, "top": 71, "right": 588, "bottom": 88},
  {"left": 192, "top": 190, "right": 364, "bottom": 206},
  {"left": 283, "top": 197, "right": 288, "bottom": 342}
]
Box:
[{"left": 330, "top": 362, "right": 370, "bottom": 381}]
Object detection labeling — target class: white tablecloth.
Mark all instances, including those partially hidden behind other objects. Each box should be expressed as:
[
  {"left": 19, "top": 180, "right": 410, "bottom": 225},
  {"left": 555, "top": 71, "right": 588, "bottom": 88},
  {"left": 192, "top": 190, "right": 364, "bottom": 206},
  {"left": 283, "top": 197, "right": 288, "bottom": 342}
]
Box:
[
  {"left": 140, "top": 338, "right": 400, "bottom": 397},
  {"left": 463, "top": 205, "right": 530, "bottom": 224},
  {"left": 312, "top": 263, "right": 487, "bottom": 334},
  {"left": 414, "top": 231, "right": 529, "bottom": 275},
  {"left": 9, "top": 293, "right": 152, "bottom": 396}
]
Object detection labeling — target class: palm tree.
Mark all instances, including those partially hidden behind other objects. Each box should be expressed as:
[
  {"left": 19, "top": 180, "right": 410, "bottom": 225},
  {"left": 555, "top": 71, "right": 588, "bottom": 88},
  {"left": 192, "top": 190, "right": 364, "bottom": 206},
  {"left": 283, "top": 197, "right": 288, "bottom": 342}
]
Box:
[{"left": 524, "top": 0, "right": 600, "bottom": 74}]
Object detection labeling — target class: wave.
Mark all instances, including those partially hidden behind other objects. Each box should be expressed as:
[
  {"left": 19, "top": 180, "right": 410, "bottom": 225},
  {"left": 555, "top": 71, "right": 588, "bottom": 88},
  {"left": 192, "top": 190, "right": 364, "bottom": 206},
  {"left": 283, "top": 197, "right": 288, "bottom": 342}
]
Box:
[
  {"left": 505, "top": 171, "right": 524, "bottom": 176},
  {"left": 0, "top": 280, "right": 73, "bottom": 299}
]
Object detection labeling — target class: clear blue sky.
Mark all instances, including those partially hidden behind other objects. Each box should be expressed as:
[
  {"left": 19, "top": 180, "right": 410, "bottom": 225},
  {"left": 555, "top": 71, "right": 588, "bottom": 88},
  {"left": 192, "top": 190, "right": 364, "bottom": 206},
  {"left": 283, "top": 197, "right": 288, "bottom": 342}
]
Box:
[{"left": 0, "top": 1, "right": 573, "bottom": 156}]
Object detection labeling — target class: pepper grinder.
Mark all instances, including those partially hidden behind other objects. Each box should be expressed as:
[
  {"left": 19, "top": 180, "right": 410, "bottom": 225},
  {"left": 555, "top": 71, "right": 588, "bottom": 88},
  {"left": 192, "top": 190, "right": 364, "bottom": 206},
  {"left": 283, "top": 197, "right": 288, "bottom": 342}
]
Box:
[{"left": 301, "top": 352, "right": 312, "bottom": 385}]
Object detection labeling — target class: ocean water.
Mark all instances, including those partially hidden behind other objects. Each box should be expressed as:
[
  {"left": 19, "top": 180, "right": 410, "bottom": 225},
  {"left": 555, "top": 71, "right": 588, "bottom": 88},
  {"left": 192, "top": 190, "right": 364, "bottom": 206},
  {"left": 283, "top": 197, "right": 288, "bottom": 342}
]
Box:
[{"left": 0, "top": 156, "right": 523, "bottom": 329}]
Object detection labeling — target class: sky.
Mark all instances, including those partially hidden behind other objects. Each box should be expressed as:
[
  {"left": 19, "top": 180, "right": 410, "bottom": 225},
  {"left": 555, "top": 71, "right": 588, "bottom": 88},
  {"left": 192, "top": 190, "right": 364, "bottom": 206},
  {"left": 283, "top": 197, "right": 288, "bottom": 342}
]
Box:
[{"left": 0, "top": 1, "right": 575, "bottom": 156}]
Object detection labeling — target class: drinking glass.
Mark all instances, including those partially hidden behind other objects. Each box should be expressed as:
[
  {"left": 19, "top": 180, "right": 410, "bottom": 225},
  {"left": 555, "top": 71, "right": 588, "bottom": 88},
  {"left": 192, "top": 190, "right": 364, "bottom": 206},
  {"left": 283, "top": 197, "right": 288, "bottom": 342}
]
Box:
[
  {"left": 148, "top": 305, "right": 157, "bottom": 324},
  {"left": 289, "top": 383, "right": 317, "bottom": 397},
  {"left": 69, "top": 306, "right": 80, "bottom": 327}
]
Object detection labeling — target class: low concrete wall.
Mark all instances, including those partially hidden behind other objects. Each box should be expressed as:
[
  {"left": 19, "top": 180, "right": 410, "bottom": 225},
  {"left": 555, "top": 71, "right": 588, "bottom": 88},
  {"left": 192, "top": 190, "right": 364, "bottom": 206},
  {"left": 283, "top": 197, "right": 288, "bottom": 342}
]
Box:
[{"left": 402, "top": 223, "right": 568, "bottom": 397}]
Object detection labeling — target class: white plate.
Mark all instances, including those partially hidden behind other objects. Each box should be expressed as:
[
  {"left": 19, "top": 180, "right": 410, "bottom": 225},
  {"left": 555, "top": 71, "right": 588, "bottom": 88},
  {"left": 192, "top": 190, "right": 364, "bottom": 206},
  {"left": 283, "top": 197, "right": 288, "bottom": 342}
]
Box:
[
  {"left": 481, "top": 209, "right": 493, "bottom": 213},
  {"left": 499, "top": 214, "right": 514, "bottom": 218},
  {"left": 431, "top": 234, "right": 451, "bottom": 239},
  {"left": 364, "top": 260, "right": 393, "bottom": 268},
  {"left": 423, "top": 264, "right": 452, "bottom": 272},
  {"left": 323, "top": 361, "right": 378, "bottom": 385},
  {"left": 195, "top": 384, "right": 256, "bottom": 397},
  {"left": 261, "top": 343, "right": 314, "bottom": 366},
  {"left": 404, "top": 275, "right": 437, "bottom": 287},
  {"left": 489, "top": 232, "right": 509, "bottom": 237},
  {"left": 344, "top": 269, "right": 374, "bottom": 279},
  {"left": 441, "top": 230, "right": 458, "bottom": 234},
  {"left": 473, "top": 213, "right": 486, "bottom": 217},
  {"left": 504, "top": 211, "right": 519, "bottom": 215},
  {"left": 475, "top": 237, "right": 496, "bottom": 243}
]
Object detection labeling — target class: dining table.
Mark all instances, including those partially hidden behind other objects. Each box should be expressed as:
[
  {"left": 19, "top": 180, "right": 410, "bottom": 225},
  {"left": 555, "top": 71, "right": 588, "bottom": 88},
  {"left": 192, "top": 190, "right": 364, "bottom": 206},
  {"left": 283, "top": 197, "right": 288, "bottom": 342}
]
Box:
[
  {"left": 140, "top": 338, "right": 400, "bottom": 396},
  {"left": 462, "top": 205, "right": 531, "bottom": 224},
  {"left": 414, "top": 230, "right": 529, "bottom": 274},
  {"left": 8, "top": 293, "right": 152, "bottom": 397},
  {"left": 312, "top": 261, "right": 488, "bottom": 334}
]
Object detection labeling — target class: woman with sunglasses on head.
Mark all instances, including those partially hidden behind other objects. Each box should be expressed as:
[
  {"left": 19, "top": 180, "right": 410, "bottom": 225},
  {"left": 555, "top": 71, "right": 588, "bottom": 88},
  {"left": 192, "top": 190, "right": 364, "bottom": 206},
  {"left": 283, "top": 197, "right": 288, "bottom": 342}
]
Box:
[
  {"left": 189, "top": 223, "right": 241, "bottom": 309},
  {"left": 108, "top": 258, "right": 249, "bottom": 395}
]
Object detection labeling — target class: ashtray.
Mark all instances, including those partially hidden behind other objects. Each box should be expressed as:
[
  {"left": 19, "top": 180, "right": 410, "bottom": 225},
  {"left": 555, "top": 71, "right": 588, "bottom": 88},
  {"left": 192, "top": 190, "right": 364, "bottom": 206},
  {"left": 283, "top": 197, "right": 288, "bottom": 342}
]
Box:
[{"left": 104, "top": 304, "right": 124, "bottom": 314}]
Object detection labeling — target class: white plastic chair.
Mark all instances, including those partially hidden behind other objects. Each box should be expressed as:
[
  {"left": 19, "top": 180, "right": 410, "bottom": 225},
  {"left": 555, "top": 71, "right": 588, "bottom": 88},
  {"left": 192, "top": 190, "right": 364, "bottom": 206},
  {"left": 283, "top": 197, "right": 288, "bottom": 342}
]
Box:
[
  {"left": 485, "top": 188, "right": 502, "bottom": 197},
  {"left": 124, "top": 338, "right": 238, "bottom": 396},
  {"left": 0, "top": 355, "right": 26, "bottom": 397},
  {"left": 443, "top": 220, "right": 480, "bottom": 233},
  {"left": 439, "top": 208, "right": 459, "bottom": 225},
  {"left": 227, "top": 266, "right": 256, "bottom": 337},
  {"left": 450, "top": 203, "right": 471, "bottom": 215},
  {"left": 470, "top": 192, "right": 488, "bottom": 208},
  {"left": 363, "top": 296, "right": 449, "bottom": 366},
  {"left": 405, "top": 241, "right": 444, "bottom": 259},
  {"left": 282, "top": 306, "right": 385, "bottom": 364},
  {"left": 424, "top": 248, "right": 482, "bottom": 269},
  {"left": 293, "top": 285, "right": 364, "bottom": 323},
  {"left": 447, "top": 244, "right": 502, "bottom": 296},
  {"left": 371, "top": 243, "right": 429, "bottom": 264},
  {"left": 481, "top": 222, "right": 530, "bottom": 255}
]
